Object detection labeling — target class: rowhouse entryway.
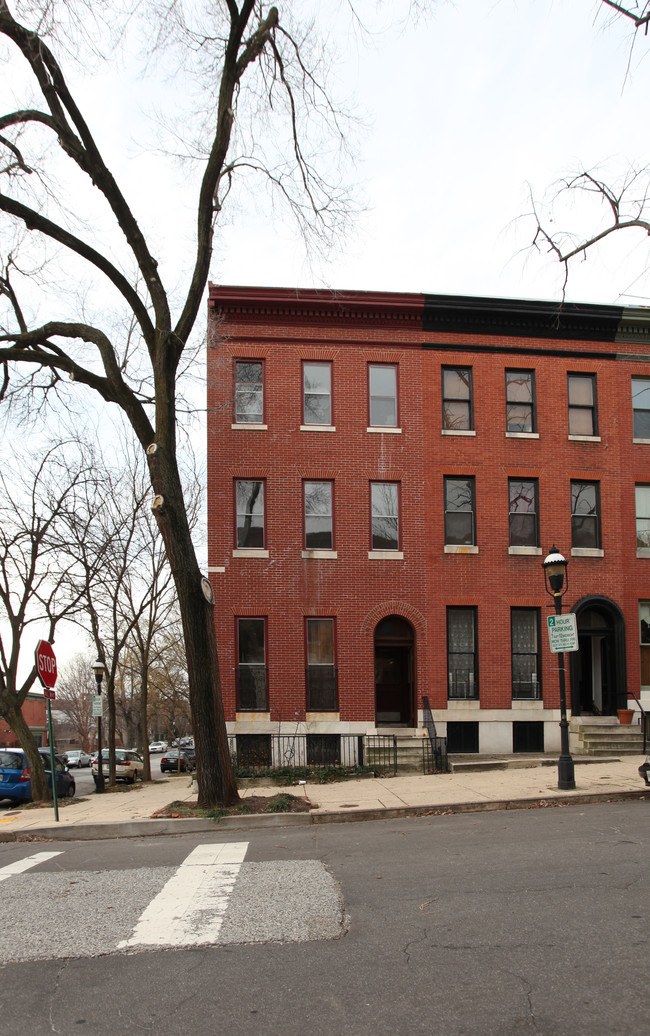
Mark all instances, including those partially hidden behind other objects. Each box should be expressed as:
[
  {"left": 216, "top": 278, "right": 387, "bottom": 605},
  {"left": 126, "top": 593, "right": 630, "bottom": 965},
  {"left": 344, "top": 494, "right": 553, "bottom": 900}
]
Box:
[{"left": 374, "top": 616, "right": 415, "bottom": 726}]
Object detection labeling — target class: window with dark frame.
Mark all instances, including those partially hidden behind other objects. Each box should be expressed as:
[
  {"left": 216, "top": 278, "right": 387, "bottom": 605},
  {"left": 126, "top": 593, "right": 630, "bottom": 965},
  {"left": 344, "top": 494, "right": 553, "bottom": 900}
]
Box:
[
  {"left": 303, "top": 361, "right": 332, "bottom": 425},
  {"left": 304, "top": 481, "right": 334, "bottom": 550},
  {"left": 636, "top": 485, "right": 650, "bottom": 549},
  {"left": 236, "top": 618, "right": 267, "bottom": 710},
  {"left": 235, "top": 479, "right": 265, "bottom": 548},
  {"left": 442, "top": 367, "right": 473, "bottom": 430},
  {"left": 234, "top": 360, "right": 264, "bottom": 424},
  {"left": 571, "top": 480, "right": 601, "bottom": 549},
  {"left": 640, "top": 602, "right": 650, "bottom": 688},
  {"left": 371, "top": 482, "right": 400, "bottom": 550},
  {"left": 632, "top": 377, "right": 650, "bottom": 438},
  {"left": 306, "top": 618, "right": 337, "bottom": 711},
  {"left": 508, "top": 478, "right": 539, "bottom": 548},
  {"left": 447, "top": 607, "right": 478, "bottom": 699},
  {"left": 444, "top": 476, "right": 476, "bottom": 546},
  {"left": 568, "top": 373, "right": 598, "bottom": 436},
  {"left": 511, "top": 608, "right": 541, "bottom": 699},
  {"left": 505, "top": 369, "right": 536, "bottom": 433},
  {"left": 369, "top": 363, "right": 398, "bottom": 427}
]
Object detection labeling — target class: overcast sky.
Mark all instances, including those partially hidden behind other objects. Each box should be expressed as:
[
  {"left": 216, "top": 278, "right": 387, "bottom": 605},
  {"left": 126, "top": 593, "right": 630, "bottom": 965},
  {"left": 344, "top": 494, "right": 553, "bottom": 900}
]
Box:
[
  {"left": 8, "top": 0, "right": 650, "bottom": 679},
  {"left": 207, "top": 0, "right": 650, "bottom": 306}
]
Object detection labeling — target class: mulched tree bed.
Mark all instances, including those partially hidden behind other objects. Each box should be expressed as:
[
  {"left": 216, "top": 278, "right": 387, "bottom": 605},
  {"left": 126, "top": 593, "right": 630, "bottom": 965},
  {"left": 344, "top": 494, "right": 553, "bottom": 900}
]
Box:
[{"left": 152, "top": 792, "right": 314, "bottom": 820}]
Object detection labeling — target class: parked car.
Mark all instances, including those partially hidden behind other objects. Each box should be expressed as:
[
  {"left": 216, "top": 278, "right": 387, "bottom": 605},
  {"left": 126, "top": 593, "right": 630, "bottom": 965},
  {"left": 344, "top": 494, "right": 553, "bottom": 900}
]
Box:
[
  {"left": 148, "top": 741, "right": 168, "bottom": 753},
  {"left": 91, "top": 748, "right": 144, "bottom": 786},
  {"left": 0, "top": 747, "right": 76, "bottom": 804},
  {"left": 64, "top": 749, "right": 92, "bottom": 768},
  {"left": 160, "top": 749, "right": 195, "bottom": 774}
]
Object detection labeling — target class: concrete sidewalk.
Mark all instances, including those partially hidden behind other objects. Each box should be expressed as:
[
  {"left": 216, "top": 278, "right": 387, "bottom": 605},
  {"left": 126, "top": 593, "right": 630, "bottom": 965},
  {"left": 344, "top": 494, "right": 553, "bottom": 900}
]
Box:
[{"left": 0, "top": 755, "right": 647, "bottom": 842}]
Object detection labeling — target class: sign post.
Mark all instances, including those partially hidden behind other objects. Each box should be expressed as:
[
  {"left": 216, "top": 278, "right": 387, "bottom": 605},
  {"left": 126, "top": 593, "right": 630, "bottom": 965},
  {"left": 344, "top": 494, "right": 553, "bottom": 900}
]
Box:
[{"left": 35, "top": 640, "right": 59, "bottom": 822}]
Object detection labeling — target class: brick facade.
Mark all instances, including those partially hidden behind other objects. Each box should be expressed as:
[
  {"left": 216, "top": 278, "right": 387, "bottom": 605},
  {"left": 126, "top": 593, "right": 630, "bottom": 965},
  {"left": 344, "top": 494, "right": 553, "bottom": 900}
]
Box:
[{"left": 207, "top": 285, "right": 650, "bottom": 755}]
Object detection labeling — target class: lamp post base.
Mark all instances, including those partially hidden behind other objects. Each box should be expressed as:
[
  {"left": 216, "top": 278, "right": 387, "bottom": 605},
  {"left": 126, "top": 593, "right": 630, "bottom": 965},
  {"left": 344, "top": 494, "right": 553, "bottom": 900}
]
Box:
[{"left": 558, "top": 755, "right": 576, "bottom": 791}]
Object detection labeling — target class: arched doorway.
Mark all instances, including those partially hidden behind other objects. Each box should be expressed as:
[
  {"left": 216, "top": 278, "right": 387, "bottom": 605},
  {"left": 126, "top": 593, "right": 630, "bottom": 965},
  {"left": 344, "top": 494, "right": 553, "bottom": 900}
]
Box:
[
  {"left": 374, "top": 616, "right": 415, "bottom": 727},
  {"left": 569, "top": 597, "right": 626, "bottom": 716}
]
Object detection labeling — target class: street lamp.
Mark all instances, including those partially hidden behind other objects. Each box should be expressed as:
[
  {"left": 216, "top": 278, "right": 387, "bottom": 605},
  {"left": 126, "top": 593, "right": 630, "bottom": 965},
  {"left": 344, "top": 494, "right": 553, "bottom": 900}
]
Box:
[
  {"left": 92, "top": 659, "right": 105, "bottom": 794},
  {"left": 542, "top": 546, "right": 576, "bottom": 791}
]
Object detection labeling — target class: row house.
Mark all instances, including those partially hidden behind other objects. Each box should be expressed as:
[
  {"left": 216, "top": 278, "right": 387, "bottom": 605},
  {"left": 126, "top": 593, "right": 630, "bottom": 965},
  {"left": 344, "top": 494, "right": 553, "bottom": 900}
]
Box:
[{"left": 207, "top": 285, "right": 650, "bottom": 758}]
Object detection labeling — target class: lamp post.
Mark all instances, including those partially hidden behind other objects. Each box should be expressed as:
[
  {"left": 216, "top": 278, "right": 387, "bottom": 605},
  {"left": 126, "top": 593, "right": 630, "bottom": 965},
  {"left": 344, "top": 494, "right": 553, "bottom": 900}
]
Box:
[
  {"left": 542, "top": 546, "right": 576, "bottom": 791},
  {"left": 92, "top": 659, "right": 105, "bottom": 794}
]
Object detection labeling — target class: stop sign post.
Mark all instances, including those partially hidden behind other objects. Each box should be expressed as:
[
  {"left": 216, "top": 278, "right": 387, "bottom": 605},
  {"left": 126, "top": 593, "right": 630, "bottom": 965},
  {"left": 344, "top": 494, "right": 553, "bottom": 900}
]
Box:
[{"left": 34, "top": 640, "right": 59, "bottom": 822}]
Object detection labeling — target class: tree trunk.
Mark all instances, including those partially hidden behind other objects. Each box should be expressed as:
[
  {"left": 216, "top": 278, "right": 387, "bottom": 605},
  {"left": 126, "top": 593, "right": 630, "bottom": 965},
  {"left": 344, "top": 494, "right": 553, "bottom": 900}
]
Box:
[
  {"left": 147, "top": 433, "right": 239, "bottom": 808},
  {"left": 140, "top": 662, "right": 151, "bottom": 781},
  {"left": 4, "top": 702, "right": 49, "bottom": 802}
]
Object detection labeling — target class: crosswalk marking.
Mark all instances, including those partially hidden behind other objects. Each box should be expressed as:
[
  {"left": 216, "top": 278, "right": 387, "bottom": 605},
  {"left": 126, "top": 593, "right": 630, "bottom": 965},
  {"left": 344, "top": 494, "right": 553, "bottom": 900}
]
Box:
[
  {"left": 0, "top": 851, "right": 63, "bottom": 882},
  {"left": 118, "top": 841, "right": 249, "bottom": 949}
]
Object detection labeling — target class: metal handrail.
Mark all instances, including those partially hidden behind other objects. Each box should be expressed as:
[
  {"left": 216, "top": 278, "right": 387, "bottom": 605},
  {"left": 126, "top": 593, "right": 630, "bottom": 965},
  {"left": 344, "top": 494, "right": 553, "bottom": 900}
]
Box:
[{"left": 627, "top": 687, "right": 648, "bottom": 753}]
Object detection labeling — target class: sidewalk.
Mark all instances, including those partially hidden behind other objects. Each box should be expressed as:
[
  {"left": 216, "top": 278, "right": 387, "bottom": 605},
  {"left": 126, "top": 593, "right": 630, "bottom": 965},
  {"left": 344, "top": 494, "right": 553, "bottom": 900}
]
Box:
[{"left": 0, "top": 755, "right": 647, "bottom": 842}]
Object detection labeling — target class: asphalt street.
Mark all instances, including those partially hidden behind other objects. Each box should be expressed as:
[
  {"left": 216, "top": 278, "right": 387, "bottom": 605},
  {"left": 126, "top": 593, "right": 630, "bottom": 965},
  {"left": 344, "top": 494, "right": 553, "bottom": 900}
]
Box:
[{"left": 0, "top": 800, "right": 648, "bottom": 1035}]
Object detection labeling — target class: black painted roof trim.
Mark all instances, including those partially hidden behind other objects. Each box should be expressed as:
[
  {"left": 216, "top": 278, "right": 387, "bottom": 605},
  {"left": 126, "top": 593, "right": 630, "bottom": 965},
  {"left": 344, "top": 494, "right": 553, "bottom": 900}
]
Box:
[{"left": 423, "top": 294, "right": 624, "bottom": 341}]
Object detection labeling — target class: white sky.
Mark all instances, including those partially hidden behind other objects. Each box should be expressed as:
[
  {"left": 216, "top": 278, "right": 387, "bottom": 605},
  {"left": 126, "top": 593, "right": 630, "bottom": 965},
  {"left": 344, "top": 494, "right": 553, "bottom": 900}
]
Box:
[
  {"left": 207, "top": 0, "right": 650, "bottom": 305},
  {"left": 7, "top": 0, "right": 650, "bottom": 681}
]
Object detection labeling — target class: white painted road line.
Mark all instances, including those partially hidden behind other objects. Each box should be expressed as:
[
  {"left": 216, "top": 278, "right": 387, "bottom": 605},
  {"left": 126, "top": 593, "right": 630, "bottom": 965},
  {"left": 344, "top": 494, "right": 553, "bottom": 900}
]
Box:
[
  {"left": 0, "top": 851, "right": 63, "bottom": 882},
  {"left": 118, "top": 841, "right": 249, "bottom": 949}
]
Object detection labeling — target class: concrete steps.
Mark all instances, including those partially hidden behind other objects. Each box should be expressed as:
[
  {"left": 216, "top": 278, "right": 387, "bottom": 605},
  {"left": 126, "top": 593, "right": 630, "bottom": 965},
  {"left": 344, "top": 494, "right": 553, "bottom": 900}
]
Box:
[{"left": 573, "top": 720, "right": 645, "bottom": 756}]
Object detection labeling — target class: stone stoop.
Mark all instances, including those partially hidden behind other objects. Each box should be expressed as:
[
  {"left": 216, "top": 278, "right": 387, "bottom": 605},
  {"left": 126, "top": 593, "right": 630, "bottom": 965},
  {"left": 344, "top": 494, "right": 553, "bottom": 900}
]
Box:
[
  {"left": 571, "top": 718, "right": 645, "bottom": 756},
  {"left": 366, "top": 734, "right": 429, "bottom": 773}
]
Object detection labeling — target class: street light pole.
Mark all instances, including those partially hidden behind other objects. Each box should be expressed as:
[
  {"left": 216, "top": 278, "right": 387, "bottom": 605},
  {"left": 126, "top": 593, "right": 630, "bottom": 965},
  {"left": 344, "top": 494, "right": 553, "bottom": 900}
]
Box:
[
  {"left": 543, "top": 547, "right": 576, "bottom": 791},
  {"left": 92, "top": 660, "right": 105, "bottom": 794}
]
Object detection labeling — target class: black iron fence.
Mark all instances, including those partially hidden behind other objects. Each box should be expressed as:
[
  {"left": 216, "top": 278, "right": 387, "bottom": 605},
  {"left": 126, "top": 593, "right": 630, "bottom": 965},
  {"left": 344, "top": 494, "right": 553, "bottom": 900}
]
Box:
[
  {"left": 227, "top": 730, "right": 449, "bottom": 775},
  {"left": 228, "top": 733, "right": 365, "bottom": 771}
]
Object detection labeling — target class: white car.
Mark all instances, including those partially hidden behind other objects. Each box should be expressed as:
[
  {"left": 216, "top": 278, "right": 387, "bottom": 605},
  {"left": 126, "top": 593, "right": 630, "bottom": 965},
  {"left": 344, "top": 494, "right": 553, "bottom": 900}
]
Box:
[
  {"left": 148, "top": 741, "right": 168, "bottom": 753},
  {"left": 92, "top": 748, "right": 144, "bottom": 785}
]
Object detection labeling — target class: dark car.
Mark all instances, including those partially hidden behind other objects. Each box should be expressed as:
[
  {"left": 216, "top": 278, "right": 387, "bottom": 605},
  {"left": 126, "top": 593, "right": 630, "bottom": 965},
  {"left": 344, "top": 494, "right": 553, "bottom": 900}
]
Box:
[
  {"left": 160, "top": 749, "right": 195, "bottom": 773},
  {"left": 0, "top": 747, "right": 76, "bottom": 805}
]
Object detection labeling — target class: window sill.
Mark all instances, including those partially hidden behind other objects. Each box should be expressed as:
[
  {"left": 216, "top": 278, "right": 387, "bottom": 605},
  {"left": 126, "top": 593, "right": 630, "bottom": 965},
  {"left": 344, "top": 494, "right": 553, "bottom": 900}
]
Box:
[
  {"left": 368, "top": 550, "right": 404, "bottom": 560},
  {"left": 235, "top": 712, "right": 271, "bottom": 720},
  {"left": 302, "top": 550, "right": 338, "bottom": 559},
  {"left": 207, "top": 566, "right": 226, "bottom": 573},
  {"left": 506, "top": 431, "right": 539, "bottom": 439},
  {"left": 233, "top": 548, "right": 269, "bottom": 558},
  {"left": 568, "top": 434, "right": 601, "bottom": 443},
  {"left": 447, "top": 698, "right": 480, "bottom": 706},
  {"left": 367, "top": 426, "right": 402, "bottom": 434},
  {"left": 570, "top": 547, "right": 604, "bottom": 558},
  {"left": 444, "top": 544, "right": 478, "bottom": 554},
  {"left": 633, "top": 438, "right": 650, "bottom": 445},
  {"left": 300, "top": 424, "right": 336, "bottom": 432},
  {"left": 441, "top": 429, "right": 475, "bottom": 437},
  {"left": 637, "top": 548, "right": 650, "bottom": 559},
  {"left": 508, "top": 546, "right": 542, "bottom": 556},
  {"left": 231, "top": 422, "right": 267, "bottom": 431},
  {"left": 305, "top": 712, "right": 341, "bottom": 721}
]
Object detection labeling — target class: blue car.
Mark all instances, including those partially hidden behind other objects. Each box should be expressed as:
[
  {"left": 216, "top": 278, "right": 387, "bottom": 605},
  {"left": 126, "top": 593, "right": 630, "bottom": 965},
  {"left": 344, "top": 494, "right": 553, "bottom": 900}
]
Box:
[{"left": 0, "top": 747, "right": 76, "bottom": 804}]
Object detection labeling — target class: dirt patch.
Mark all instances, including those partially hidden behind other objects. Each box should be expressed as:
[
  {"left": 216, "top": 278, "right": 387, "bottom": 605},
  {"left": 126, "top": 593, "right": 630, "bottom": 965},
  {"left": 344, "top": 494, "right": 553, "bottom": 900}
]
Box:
[{"left": 152, "top": 793, "right": 315, "bottom": 819}]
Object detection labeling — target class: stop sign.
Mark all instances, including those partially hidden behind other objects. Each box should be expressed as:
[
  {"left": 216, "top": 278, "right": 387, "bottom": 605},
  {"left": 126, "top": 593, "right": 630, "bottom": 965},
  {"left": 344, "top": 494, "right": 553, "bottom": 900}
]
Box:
[{"left": 35, "top": 640, "right": 57, "bottom": 689}]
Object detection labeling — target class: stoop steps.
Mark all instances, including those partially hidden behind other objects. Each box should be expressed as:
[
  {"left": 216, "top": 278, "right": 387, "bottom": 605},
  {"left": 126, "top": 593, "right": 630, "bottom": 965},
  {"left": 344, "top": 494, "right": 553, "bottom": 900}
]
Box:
[{"left": 572, "top": 718, "right": 645, "bottom": 756}]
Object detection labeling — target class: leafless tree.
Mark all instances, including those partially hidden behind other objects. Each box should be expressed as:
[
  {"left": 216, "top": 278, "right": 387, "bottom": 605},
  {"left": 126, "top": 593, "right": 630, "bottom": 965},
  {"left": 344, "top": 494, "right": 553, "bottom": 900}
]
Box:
[
  {"left": 530, "top": 2, "right": 650, "bottom": 296},
  {"left": 55, "top": 651, "right": 96, "bottom": 752},
  {"left": 0, "top": 0, "right": 363, "bottom": 807},
  {"left": 0, "top": 440, "right": 92, "bottom": 802}
]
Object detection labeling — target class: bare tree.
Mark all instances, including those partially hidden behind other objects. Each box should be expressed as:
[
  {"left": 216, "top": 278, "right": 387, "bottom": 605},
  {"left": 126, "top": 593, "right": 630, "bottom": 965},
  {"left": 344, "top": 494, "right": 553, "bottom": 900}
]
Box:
[
  {"left": 0, "top": 1, "right": 359, "bottom": 807},
  {"left": 530, "top": 2, "right": 650, "bottom": 294},
  {"left": 0, "top": 441, "right": 92, "bottom": 801},
  {"left": 55, "top": 651, "right": 95, "bottom": 752}
]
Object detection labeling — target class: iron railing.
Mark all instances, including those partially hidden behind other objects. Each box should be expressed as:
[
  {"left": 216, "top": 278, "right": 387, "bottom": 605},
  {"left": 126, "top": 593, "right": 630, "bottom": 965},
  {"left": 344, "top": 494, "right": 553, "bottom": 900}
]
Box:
[
  {"left": 627, "top": 687, "right": 648, "bottom": 753},
  {"left": 228, "top": 733, "right": 365, "bottom": 771}
]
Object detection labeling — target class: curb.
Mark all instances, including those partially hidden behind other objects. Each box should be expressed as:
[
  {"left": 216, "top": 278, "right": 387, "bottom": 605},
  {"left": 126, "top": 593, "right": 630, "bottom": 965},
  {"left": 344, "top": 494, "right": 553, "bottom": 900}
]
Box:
[{"left": 1, "top": 788, "right": 647, "bottom": 842}]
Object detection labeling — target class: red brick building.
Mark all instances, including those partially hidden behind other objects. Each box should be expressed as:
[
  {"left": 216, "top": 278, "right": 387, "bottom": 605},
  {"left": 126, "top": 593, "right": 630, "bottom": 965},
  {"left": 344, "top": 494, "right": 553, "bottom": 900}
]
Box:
[{"left": 207, "top": 285, "right": 650, "bottom": 756}]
